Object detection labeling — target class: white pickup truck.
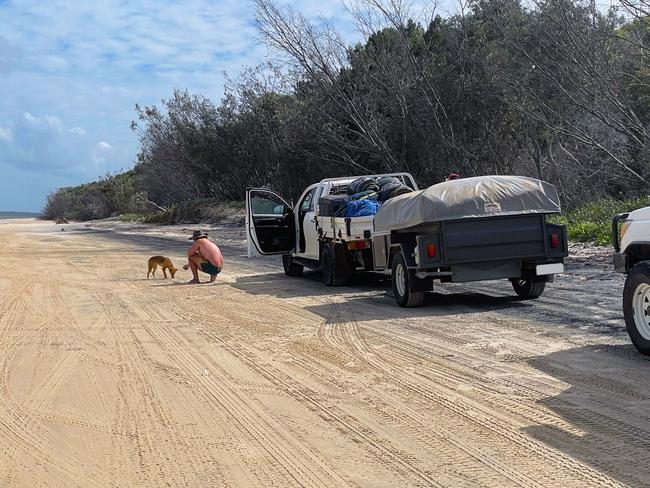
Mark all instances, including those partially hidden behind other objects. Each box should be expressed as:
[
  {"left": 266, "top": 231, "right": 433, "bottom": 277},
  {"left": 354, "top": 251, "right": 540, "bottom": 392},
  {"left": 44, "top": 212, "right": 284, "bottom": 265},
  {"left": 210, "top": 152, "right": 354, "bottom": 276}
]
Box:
[
  {"left": 613, "top": 208, "right": 650, "bottom": 354},
  {"left": 247, "top": 173, "right": 568, "bottom": 307}
]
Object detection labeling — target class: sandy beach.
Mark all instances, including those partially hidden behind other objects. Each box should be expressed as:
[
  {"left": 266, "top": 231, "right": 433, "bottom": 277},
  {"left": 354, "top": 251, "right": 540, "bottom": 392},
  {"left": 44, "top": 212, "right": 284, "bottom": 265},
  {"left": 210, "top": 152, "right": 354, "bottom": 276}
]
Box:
[{"left": 0, "top": 218, "right": 648, "bottom": 487}]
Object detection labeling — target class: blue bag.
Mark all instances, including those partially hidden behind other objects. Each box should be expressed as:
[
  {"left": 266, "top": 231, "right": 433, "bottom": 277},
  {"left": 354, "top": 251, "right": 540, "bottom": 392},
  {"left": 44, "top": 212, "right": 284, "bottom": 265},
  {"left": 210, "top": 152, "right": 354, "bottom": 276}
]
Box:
[{"left": 343, "top": 199, "right": 381, "bottom": 217}]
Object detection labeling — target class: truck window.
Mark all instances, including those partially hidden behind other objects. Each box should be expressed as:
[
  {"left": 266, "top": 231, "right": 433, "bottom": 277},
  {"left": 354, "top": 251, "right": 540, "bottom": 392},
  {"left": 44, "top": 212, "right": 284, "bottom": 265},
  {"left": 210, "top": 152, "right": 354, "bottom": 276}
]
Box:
[
  {"left": 313, "top": 186, "right": 323, "bottom": 212},
  {"left": 299, "top": 188, "right": 316, "bottom": 213},
  {"left": 251, "top": 195, "right": 289, "bottom": 215}
]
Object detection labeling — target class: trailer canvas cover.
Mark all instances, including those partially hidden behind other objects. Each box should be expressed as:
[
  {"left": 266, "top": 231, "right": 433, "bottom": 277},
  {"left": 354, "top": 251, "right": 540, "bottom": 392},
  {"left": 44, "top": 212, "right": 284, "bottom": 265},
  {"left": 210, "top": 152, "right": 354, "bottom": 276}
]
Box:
[{"left": 373, "top": 175, "right": 561, "bottom": 232}]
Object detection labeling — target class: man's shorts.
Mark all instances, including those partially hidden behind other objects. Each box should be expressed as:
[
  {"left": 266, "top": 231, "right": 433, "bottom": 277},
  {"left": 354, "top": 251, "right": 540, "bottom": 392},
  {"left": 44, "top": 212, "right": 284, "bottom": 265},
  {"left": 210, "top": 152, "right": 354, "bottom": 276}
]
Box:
[{"left": 201, "top": 261, "right": 222, "bottom": 275}]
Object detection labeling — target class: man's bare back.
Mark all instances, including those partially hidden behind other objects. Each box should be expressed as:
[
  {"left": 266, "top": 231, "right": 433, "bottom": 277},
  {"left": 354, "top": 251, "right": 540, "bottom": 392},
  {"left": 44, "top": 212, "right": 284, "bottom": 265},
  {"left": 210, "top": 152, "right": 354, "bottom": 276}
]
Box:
[{"left": 184, "top": 231, "right": 224, "bottom": 284}]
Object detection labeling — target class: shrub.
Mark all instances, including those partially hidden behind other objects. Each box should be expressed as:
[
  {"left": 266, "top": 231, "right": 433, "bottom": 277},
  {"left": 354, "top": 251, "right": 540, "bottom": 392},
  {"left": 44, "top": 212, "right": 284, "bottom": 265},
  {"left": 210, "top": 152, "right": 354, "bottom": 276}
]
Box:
[
  {"left": 551, "top": 197, "right": 650, "bottom": 246},
  {"left": 42, "top": 170, "right": 151, "bottom": 221},
  {"left": 142, "top": 200, "right": 245, "bottom": 225}
]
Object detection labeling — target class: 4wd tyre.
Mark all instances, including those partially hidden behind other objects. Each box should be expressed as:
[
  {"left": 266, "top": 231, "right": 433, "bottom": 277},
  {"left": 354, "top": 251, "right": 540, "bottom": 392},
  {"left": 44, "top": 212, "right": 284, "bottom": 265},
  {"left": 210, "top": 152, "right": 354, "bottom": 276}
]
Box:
[
  {"left": 391, "top": 252, "right": 424, "bottom": 308},
  {"left": 282, "top": 254, "right": 303, "bottom": 277},
  {"left": 623, "top": 261, "right": 650, "bottom": 355},
  {"left": 321, "top": 242, "right": 350, "bottom": 286},
  {"left": 510, "top": 278, "right": 546, "bottom": 299}
]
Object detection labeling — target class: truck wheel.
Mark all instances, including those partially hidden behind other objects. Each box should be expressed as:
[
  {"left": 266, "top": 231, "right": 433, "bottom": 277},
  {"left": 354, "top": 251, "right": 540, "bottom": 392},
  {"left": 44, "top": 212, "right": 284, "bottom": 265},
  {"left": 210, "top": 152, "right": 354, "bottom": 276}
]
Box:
[
  {"left": 282, "top": 254, "right": 303, "bottom": 277},
  {"left": 623, "top": 261, "right": 650, "bottom": 355},
  {"left": 510, "top": 278, "right": 546, "bottom": 299},
  {"left": 321, "top": 242, "right": 350, "bottom": 286},
  {"left": 392, "top": 252, "right": 424, "bottom": 308}
]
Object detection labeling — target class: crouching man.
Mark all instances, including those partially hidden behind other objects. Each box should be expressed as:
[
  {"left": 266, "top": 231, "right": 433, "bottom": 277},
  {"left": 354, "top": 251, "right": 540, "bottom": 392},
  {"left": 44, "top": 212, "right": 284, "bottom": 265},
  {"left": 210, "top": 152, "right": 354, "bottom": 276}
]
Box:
[{"left": 183, "top": 230, "right": 224, "bottom": 284}]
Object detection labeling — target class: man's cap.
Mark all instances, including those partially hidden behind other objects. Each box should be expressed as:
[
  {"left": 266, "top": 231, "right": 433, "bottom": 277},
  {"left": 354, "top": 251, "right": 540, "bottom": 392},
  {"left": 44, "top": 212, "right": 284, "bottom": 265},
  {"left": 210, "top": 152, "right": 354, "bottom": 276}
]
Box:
[{"left": 189, "top": 230, "right": 209, "bottom": 240}]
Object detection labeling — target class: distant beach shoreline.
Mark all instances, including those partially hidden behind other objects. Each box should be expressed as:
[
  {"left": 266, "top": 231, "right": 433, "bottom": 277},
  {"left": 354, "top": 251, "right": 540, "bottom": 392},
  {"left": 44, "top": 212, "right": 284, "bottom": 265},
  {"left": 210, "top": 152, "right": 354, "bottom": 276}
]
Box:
[{"left": 0, "top": 211, "right": 40, "bottom": 219}]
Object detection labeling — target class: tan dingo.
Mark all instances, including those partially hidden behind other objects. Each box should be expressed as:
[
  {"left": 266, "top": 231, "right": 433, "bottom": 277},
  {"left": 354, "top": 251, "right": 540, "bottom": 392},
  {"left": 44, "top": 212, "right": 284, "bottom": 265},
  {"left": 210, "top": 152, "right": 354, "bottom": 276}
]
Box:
[{"left": 147, "top": 256, "right": 178, "bottom": 279}]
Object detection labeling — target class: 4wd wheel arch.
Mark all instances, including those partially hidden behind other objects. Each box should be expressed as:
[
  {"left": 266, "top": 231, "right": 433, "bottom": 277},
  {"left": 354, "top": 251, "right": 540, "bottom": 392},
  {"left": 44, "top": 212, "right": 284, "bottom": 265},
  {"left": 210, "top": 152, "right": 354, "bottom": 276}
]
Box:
[
  {"left": 623, "top": 261, "right": 650, "bottom": 355},
  {"left": 624, "top": 243, "right": 650, "bottom": 271}
]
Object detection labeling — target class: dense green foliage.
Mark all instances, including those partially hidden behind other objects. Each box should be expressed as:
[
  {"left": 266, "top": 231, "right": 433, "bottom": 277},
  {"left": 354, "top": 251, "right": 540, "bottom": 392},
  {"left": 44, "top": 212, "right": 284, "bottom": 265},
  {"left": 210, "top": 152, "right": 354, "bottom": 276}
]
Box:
[
  {"left": 43, "top": 0, "right": 650, "bottom": 227},
  {"left": 552, "top": 197, "right": 650, "bottom": 245},
  {"left": 42, "top": 171, "right": 148, "bottom": 220}
]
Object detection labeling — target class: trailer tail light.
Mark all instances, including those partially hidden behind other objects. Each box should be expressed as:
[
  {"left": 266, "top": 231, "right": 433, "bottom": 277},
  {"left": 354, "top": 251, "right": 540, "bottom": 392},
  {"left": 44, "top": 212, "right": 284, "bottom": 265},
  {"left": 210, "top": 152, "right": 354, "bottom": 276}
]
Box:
[
  {"left": 347, "top": 240, "right": 369, "bottom": 251},
  {"left": 426, "top": 243, "right": 437, "bottom": 258},
  {"left": 550, "top": 233, "right": 560, "bottom": 249}
]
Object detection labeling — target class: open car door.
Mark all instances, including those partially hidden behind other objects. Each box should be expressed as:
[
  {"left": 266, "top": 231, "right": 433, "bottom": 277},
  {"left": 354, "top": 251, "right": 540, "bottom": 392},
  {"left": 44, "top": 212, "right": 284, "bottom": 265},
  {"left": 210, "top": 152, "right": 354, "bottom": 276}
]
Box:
[{"left": 246, "top": 188, "right": 296, "bottom": 255}]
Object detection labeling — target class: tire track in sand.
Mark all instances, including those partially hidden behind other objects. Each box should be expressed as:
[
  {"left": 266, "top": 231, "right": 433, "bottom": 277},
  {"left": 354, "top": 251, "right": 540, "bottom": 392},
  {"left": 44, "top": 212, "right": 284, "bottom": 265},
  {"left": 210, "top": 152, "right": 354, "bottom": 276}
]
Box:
[
  {"left": 0, "top": 281, "right": 108, "bottom": 487},
  {"left": 318, "top": 301, "right": 623, "bottom": 487},
  {"left": 97, "top": 291, "right": 205, "bottom": 487},
  {"left": 128, "top": 300, "right": 354, "bottom": 488},
  {"left": 171, "top": 305, "right": 444, "bottom": 488}
]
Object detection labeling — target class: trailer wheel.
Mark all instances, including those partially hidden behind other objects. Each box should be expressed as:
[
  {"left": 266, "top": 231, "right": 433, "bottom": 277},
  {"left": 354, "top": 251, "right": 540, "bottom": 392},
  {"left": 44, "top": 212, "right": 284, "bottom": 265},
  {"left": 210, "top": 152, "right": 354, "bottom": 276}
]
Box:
[
  {"left": 282, "top": 254, "right": 303, "bottom": 277},
  {"left": 623, "top": 261, "right": 650, "bottom": 355},
  {"left": 510, "top": 278, "right": 546, "bottom": 299},
  {"left": 321, "top": 242, "right": 350, "bottom": 286},
  {"left": 392, "top": 252, "right": 424, "bottom": 307}
]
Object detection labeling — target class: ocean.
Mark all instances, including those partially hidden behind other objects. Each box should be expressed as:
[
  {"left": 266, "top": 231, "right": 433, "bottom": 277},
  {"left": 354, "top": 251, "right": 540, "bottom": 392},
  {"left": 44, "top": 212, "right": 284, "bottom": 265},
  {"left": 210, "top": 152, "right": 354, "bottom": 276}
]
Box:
[{"left": 0, "top": 211, "right": 40, "bottom": 219}]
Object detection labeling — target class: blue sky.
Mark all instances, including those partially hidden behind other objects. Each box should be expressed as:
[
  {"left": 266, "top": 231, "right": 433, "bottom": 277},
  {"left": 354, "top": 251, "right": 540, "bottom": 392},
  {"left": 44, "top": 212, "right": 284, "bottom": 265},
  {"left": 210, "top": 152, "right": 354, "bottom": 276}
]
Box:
[{"left": 0, "top": 0, "right": 439, "bottom": 211}]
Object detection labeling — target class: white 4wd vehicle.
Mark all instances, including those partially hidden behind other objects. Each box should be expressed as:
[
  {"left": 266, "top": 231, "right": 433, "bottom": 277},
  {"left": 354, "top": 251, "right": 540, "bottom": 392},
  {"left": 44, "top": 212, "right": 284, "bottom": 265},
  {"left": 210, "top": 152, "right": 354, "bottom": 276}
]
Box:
[
  {"left": 613, "top": 208, "right": 650, "bottom": 354},
  {"left": 246, "top": 173, "right": 418, "bottom": 282}
]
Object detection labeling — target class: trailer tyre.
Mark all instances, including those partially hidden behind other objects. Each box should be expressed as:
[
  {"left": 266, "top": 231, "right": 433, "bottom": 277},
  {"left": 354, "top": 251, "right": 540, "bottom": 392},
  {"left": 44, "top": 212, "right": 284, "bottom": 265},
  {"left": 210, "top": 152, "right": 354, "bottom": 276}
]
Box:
[
  {"left": 510, "top": 278, "right": 546, "bottom": 299},
  {"left": 623, "top": 261, "right": 650, "bottom": 355},
  {"left": 321, "top": 242, "right": 350, "bottom": 286},
  {"left": 392, "top": 252, "right": 424, "bottom": 308},
  {"left": 282, "top": 254, "right": 303, "bottom": 277}
]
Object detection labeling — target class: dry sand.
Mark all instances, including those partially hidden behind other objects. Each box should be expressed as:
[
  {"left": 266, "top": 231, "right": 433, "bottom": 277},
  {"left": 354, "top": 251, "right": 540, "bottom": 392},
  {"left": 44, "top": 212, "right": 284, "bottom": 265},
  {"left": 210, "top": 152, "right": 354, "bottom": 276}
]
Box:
[{"left": 0, "top": 219, "right": 648, "bottom": 487}]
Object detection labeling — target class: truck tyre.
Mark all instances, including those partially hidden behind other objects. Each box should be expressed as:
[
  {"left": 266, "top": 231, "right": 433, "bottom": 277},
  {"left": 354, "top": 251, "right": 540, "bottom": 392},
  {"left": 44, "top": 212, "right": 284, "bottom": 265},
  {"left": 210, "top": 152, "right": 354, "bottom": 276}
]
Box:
[
  {"left": 392, "top": 252, "right": 424, "bottom": 308},
  {"left": 510, "top": 278, "right": 546, "bottom": 299},
  {"left": 282, "top": 254, "right": 303, "bottom": 277},
  {"left": 623, "top": 261, "right": 650, "bottom": 355},
  {"left": 321, "top": 242, "right": 350, "bottom": 286}
]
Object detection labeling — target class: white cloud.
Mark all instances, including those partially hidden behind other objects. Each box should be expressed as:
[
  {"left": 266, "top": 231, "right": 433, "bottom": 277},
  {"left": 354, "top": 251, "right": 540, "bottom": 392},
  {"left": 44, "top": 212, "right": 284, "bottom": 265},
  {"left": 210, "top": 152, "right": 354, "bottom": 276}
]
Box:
[
  {"left": 19, "top": 111, "right": 86, "bottom": 137},
  {"left": 22, "top": 112, "right": 37, "bottom": 124},
  {"left": 0, "top": 0, "right": 265, "bottom": 81},
  {"left": 22, "top": 112, "right": 65, "bottom": 132},
  {"left": 0, "top": 0, "right": 433, "bottom": 211},
  {"left": 0, "top": 125, "right": 13, "bottom": 143},
  {"left": 67, "top": 126, "right": 86, "bottom": 135},
  {"left": 0, "top": 111, "right": 123, "bottom": 182},
  {"left": 91, "top": 141, "right": 114, "bottom": 165}
]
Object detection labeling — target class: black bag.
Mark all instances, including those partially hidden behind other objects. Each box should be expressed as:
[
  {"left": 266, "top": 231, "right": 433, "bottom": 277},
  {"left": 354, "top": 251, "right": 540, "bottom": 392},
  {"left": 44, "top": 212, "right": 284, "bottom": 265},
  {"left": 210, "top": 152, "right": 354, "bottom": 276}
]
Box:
[
  {"left": 377, "top": 176, "right": 400, "bottom": 187},
  {"left": 378, "top": 181, "right": 403, "bottom": 202},
  {"left": 389, "top": 185, "right": 414, "bottom": 198},
  {"left": 347, "top": 177, "right": 364, "bottom": 195},
  {"left": 319, "top": 194, "right": 350, "bottom": 217},
  {"left": 347, "top": 177, "right": 379, "bottom": 195}
]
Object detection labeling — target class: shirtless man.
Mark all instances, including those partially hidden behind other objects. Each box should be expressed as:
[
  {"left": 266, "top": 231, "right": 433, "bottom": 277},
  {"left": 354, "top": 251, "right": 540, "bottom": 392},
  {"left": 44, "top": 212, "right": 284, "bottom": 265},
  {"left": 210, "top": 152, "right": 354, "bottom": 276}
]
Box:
[{"left": 183, "top": 230, "right": 224, "bottom": 284}]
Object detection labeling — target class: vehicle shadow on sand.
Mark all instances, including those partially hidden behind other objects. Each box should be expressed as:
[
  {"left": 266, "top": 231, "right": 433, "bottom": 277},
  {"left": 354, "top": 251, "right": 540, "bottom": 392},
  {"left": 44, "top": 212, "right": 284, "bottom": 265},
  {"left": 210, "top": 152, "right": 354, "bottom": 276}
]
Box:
[
  {"left": 524, "top": 344, "right": 650, "bottom": 486},
  {"left": 232, "top": 271, "right": 529, "bottom": 322},
  {"left": 151, "top": 281, "right": 225, "bottom": 287},
  {"left": 233, "top": 270, "right": 391, "bottom": 297}
]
